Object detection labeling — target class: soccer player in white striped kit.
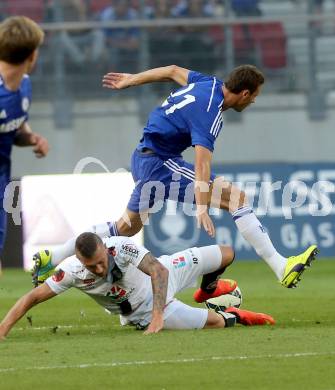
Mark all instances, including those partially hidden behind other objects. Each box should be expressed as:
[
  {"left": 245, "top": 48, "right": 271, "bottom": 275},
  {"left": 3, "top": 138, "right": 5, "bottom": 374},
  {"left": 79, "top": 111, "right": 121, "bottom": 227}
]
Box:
[{"left": 0, "top": 232, "right": 274, "bottom": 339}]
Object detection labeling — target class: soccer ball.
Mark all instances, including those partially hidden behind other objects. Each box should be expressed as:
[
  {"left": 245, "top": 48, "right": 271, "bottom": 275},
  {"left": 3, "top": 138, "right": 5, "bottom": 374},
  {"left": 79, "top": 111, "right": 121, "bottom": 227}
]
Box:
[{"left": 205, "top": 284, "right": 242, "bottom": 312}]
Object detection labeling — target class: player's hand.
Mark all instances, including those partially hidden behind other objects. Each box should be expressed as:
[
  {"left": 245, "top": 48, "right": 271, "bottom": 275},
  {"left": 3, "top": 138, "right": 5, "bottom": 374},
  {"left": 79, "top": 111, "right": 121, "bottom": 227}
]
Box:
[
  {"left": 196, "top": 210, "right": 215, "bottom": 238},
  {"left": 0, "top": 325, "right": 7, "bottom": 341},
  {"left": 102, "top": 72, "right": 133, "bottom": 90},
  {"left": 144, "top": 313, "right": 164, "bottom": 335},
  {"left": 31, "top": 134, "right": 49, "bottom": 158}
]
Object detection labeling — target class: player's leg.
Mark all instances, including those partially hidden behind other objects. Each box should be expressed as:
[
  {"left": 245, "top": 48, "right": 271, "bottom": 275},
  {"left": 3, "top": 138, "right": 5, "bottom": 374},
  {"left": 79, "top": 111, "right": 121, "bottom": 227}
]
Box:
[
  {"left": 163, "top": 300, "right": 233, "bottom": 329},
  {"left": 209, "top": 177, "right": 318, "bottom": 287},
  {"left": 204, "top": 309, "right": 275, "bottom": 328},
  {"left": 163, "top": 300, "right": 274, "bottom": 329},
  {"left": 160, "top": 244, "right": 237, "bottom": 303},
  {"left": 105, "top": 154, "right": 203, "bottom": 237},
  {"left": 193, "top": 245, "right": 238, "bottom": 303},
  {"left": 115, "top": 208, "right": 146, "bottom": 236},
  {"left": 167, "top": 159, "right": 287, "bottom": 283}
]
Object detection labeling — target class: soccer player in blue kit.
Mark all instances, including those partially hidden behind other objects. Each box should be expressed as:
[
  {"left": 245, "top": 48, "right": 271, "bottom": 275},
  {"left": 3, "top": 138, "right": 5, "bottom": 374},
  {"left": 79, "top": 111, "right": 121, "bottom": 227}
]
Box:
[
  {"left": 34, "top": 65, "right": 317, "bottom": 292},
  {"left": 0, "top": 16, "right": 49, "bottom": 266}
]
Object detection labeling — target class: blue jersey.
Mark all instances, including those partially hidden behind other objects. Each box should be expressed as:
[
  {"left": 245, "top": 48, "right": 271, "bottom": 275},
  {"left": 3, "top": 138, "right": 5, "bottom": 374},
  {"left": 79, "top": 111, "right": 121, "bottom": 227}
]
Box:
[
  {"left": 0, "top": 74, "right": 31, "bottom": 171},
  {"left": 138, "top": 71, "right": 224, "bottom": 158}
]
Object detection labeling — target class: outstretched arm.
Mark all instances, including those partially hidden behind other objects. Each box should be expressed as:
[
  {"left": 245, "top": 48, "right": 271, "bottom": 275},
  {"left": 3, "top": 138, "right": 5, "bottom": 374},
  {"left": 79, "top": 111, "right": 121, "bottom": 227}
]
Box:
[
  {"left": 0, "top": 283, "right": 56, "bottom": 340},
  {"left": 102, "top": 65, "right": 190, "bottom": 90},
  {"left": 137, "top": 252, "right": 169, "bottom": 334}
]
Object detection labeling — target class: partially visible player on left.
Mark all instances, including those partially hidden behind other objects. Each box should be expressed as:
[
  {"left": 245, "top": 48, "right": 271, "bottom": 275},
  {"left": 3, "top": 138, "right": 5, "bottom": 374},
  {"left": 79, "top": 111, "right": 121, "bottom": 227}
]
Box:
[{"left": 0, "top": 16, "right": 49, "bottom": 268}]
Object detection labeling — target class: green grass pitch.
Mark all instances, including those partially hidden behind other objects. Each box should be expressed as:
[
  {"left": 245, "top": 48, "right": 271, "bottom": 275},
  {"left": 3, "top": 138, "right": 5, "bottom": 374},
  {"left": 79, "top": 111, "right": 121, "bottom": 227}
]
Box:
[{"left": 0, "top": 259, "right": 334, "bottom": 390}]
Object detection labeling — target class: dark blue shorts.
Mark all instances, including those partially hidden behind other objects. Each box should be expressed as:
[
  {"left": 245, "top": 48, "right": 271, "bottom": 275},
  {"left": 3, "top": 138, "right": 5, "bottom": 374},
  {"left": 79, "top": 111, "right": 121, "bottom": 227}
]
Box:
[{"left": 127, "top": 149, "right": 216, "bottom": 213}]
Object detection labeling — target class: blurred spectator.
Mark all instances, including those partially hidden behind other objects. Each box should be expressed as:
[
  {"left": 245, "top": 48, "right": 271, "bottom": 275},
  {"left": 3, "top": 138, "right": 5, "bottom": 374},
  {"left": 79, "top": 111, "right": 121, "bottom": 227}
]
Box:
[
  {"left": 95, "top": 0, "right": 140, "bottom": 72},
  {"left": 230, "top": 0, "right": 262, "bottom": 64},
  {"left": 46, "top": 0, "right": 103, "bottom": 66},
  {"left": 176, "top": 0, "right": 217, "bottom": 73},
  {"left": 231, "top": 0, "right": 262, "bottom": 17},
  {"left": 173, "top": 0, "right": 215, "bottom": 17},
  {"left": 89, "top": 0, "right": 111, "bottom": 16},
  {"left": 308, "top": 0, "right": 335, "bottom": 35},
  {"left": 148, "top": 0, "right": 180, "bottom": 69}
]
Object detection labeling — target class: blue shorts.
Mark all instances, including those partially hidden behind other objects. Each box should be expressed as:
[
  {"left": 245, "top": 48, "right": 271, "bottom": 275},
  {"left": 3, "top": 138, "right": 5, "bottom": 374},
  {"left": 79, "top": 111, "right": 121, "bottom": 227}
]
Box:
[{"left": 127, "top": 149, "right": 216, "bottom": 213}]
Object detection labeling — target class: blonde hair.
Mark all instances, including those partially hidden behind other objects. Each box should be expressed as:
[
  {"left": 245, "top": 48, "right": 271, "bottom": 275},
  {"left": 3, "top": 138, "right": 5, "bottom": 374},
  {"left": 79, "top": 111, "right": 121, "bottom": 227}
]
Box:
[{"left": 0, "top": 16, "right": 44, "bottom": 64}]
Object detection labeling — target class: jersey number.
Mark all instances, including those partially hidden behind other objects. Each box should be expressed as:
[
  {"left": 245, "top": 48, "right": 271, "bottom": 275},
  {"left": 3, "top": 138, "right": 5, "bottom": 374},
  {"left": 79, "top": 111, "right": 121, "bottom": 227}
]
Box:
[{"left": 162, "top": 83, "right": 196, "bottom": 115}]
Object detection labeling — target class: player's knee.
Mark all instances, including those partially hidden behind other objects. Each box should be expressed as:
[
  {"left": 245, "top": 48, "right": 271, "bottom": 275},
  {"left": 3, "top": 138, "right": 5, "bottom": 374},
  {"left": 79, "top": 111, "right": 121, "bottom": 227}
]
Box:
[
  {"left": 215, "top": 179, "right": 249, "bottom": 212},
  {"left": 226, "top": 187, "right": 248, "bottom": 213},
  {"left": 219, "top": 245, "right": 235, "bottom": 268},
  {"left": 239, "top": 190, "right": 248, "bottom": 206},
  {"left": 116, "top": 218, "right": 142, "bottom": 237}
]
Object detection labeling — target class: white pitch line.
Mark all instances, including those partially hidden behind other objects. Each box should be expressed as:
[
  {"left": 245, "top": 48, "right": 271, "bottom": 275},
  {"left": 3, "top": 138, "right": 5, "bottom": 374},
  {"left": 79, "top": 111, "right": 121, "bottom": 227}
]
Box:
[
  {"left": 13, "top": 319, "right": 332, "bottom": 331},
  {"left": 0, "top": 351, "right": 334, "bottom": 374},
  {"left": 14, "top": 324, "right": 115, "bottom": 331},
  {"left": 291, "top": 319, "right": 333, "bottom": 323}
]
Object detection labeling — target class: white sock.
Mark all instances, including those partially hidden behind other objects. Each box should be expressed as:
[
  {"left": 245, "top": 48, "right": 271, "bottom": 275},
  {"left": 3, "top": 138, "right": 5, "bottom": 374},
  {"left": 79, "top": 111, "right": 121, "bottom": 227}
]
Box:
[
  {"left": 232, "top": 207, "right": 286, "bottom": 280},
  {"left": 51, "top": 221, "right": 119, "bottom": 266},
  {"left": 51, "top": 237, "right": 77, "bottom": 266}
]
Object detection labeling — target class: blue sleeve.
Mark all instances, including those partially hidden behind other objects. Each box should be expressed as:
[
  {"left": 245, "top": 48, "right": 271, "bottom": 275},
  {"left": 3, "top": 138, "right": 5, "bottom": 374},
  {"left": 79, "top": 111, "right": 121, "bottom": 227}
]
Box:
[
  {"left": 187, "top": 70, "right": 215, "bottom": 84},
  {"left": 181, "top": 86, "right": 223, "bottom": 152}
]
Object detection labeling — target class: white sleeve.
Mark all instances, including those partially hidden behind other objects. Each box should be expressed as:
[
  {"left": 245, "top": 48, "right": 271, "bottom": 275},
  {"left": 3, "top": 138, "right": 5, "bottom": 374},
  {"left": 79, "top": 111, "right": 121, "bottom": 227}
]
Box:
[
  {"left": 112, "top": 237, "right": 150, "bottom": 270},
  {"left": 45, "top": 267, "right": 74, "bottom": 295}
]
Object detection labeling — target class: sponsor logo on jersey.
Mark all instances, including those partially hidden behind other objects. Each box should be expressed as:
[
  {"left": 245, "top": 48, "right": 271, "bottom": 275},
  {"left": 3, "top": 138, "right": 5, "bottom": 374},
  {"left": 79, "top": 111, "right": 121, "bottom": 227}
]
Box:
[
  {"left": 52, "top": 269, "right": 65, "bottom": 282},
  {"left": 106, "top": 285, "right": 134, "bottom": 303},
  {"left": 83, "top": 278, "right": 95, "bottom": 284},
  {"left": 21, "top": 97, "right": 30, "bottom": 112},
  {"left": 81, "top": 278, "right": 96, "bottom": 290},
  {"left": 172, "top": 256, "right": 186, "bottom": 269},
  {"left": 0, "top": 115, "right": 26, "bottom": 133},
  {"left": 120, "top": 243, "right": 139, "bottom": 258}
]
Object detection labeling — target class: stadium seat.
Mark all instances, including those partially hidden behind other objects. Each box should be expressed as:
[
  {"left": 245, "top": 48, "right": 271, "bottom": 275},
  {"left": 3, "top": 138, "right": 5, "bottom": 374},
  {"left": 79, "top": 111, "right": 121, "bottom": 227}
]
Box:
[
  {"left": 249, "top": 22, "right": 287, "bottom": 69},
  {"left": 4, "top": 0, "right": 45, "bottom": 23},
  {"left": 89, "top": 0, "right": 111, "bottom": 15}
]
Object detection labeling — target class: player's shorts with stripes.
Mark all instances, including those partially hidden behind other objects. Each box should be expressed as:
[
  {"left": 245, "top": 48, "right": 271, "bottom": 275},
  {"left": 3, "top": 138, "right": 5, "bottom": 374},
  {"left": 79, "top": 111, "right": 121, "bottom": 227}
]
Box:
[{"left": 128, "top": 148, "right": 216, "bottom": 212}]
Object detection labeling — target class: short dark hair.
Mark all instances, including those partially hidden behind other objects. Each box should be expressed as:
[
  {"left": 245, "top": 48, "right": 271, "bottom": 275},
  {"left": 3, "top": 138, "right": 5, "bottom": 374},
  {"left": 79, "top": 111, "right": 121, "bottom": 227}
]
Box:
[
  {"left": 0, "top": 16, "right": 44, "bottom": 64},
  {"left": 225, "top": 65, "right": 265, "bottom": 94},
  {"left": 75, "top": 232, "right": 103, "bottom": 259}
]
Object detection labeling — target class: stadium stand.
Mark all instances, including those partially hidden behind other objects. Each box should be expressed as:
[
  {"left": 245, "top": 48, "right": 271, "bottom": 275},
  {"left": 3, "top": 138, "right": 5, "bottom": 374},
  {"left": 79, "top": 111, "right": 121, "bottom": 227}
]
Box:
[{"left": 2, "top": 0, "right": 333, "bottom": 98}]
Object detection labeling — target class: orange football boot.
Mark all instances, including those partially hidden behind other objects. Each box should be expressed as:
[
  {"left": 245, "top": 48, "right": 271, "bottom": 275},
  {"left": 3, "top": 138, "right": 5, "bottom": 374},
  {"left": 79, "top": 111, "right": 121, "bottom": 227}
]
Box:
[
  {"left": 194, "top": 279, "right": 237, "bottom": 303},
  {"left": 225, "top": 307, "right": 275, "bottom": 326}
]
